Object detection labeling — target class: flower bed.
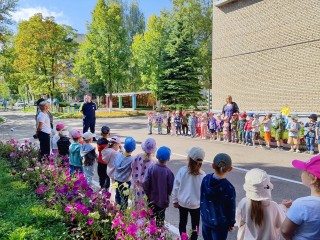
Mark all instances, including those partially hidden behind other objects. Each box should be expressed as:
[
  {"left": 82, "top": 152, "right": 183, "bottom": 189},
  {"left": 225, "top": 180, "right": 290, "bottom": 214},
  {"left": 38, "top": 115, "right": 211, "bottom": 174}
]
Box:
[{"left": 0, "top": 140, "right": 174, "bottom": 239}]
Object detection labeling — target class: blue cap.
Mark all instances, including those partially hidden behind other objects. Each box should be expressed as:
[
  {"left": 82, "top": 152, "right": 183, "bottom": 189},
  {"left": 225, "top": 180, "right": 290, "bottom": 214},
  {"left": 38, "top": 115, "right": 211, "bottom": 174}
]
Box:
[
  {"left": 247, "top": 113, "right": 254, "bottom": 117},
  {"left": 124, "top": 137, "right": 136, "bottom": 152},
  {"left": 156, "top": 146, "right": 171, "bottom": 161}
]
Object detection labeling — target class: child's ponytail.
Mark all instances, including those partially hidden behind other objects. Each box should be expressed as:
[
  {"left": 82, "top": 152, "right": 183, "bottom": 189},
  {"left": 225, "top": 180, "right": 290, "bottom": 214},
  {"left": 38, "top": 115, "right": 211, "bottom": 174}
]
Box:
[{"left": 250, "top": 200, "right": 264, "bottom": 226}]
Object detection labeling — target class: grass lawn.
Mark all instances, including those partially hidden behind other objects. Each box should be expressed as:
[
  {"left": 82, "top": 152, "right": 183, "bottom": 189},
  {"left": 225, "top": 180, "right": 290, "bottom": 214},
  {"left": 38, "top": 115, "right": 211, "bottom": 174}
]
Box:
[{"left": 0, "top": 159, "right": 68, "bottom": 240}]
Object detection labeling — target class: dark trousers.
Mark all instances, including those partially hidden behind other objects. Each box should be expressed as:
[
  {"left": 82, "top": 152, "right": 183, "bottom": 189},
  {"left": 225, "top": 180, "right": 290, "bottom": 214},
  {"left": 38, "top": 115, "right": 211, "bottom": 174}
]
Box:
[
  {"left": 167, "top": 124, "right": 171, "bottom": 134},
  {"left": 83, "top": 118, "right": 96, "bottom": 134},
  {"left": 179, "top": 206, "right": 200, "bottom": 240},
  {"left": 149, "top": 202, "right": 166, "bottom": 227},
  {"left": 182, "top": 124, "right": 189, "bottom": 136},
  {"left": 38, "top": 131, "right": 50, "bottom": 158},
  {"left": 115, "top": 181, "right": 131, "bottom": 210},
  {"left": 202, "top": 225, "right": 228, "bottom": 240},
  {"left": 97, "top": 162, "right": 110, "bottom": 189}
]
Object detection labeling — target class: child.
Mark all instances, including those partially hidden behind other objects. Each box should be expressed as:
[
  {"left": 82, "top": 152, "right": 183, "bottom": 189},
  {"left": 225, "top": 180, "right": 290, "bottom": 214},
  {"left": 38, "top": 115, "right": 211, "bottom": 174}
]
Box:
[
  {"left": 57, "top": 129, "right": 71, "bottom": 157},
  {"left": 223, "top": 116, "right": 230, "bottom": 142},
  {"left": 236, "top": 168, "right": 291, "bottom": 240},
  {"left": 172, "top": 147, "right": 206, "bottom": 240},
  {"left": 174, "top": 112, "right": 182, "bottom": 136},
  {"left": 155, "top": 112, "right": 163, "bottom": 134},
  {"left": 147, "top": 111, "right": 153, "bottom": 135},
  {"left": 230, "top": 113, "right": 239, "bottom": 143},
  {"left": 200, "top": 153, "right": 236, "bottom": 240},
  {"left": 97, "top": 125, "right": 110, "bottom": 190},
  {"left": 251, "top": 114, "right": 262, "bottom": 147},
  {"left": 281, "top": 155, "right": 320, "bottom": 239},
  {"left": 114, "top": 136, "right": 136, "bottom": 209},
  {"left": 208, "top": 112, "right": 217, "bottom": 140},
  {"left": 215, "top": 114, "right": 223, "bottom": 141},
  {"left": 304, "top": 114, "right": 317, "bottom": 154},
  {"left": 69, "top": 130, "right": 83, "bottom": 174},
  {"left": 244, "top": 114, "right": 253, "bottom": 146},
  {"left": 132, "top": 138, "right": 156, "bottom": 205},
  {"left": 196, "top": 112, "right": 202, "bottom": 137},
  {"left": 181, "top": 111, "right": 189, "bottom": 136},
  {"left": 261, "top": 113, "right": 272, "bottom": 149},
  {"left": 286, "top": 115, "right": 301, "bottom": 153},
  {"left": 171, "top": 111, "right": 175, "bottom": 135},
  {"left": 143, "top": 146, "right": 174, "bottom": 226},
  {"left": 166, "top": 112, "right": 172, "bottom": 135},
  {"left": 80, "top": 132, "right": 97, "bottom": 185},
  {"left": 273, "top": 113, "right": 285, "bottom": 150},
  {"left": 52, "top": 123, "right": 64, "bottom": 155},
  {"left": 237, "top": 113, "right": 247, "bottom": 144},
  {"left": 201, "top": 112, "right": 208, "bottom": 140},
  {"left": 102, "top": 136, "right": 122, "bottom": 198},
  {"left": 189, "top": 111, "right": 197, "bottom": 138}
]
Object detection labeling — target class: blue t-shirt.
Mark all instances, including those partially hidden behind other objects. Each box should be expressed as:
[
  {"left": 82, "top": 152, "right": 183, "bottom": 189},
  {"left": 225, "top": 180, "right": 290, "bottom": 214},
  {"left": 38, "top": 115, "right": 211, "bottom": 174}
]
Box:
[{"left": 286, "top": 196, "right": 320, "bottom": 240}]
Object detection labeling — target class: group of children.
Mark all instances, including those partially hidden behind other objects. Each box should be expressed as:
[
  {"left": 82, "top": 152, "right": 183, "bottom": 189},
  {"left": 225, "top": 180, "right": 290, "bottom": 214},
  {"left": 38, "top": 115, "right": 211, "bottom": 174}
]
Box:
[{"left": 147, "top": 111, "right": 320, "bottom": 154}]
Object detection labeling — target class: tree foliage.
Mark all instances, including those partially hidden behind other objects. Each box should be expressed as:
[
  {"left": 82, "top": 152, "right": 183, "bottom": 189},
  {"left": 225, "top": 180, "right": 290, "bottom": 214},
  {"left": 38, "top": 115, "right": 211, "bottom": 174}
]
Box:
[
  {"left": 0, "top": 0, "right": 17, "bottom": 42},
  {"left": 13, "top": 13, "right": 78, "bottom": 98}
]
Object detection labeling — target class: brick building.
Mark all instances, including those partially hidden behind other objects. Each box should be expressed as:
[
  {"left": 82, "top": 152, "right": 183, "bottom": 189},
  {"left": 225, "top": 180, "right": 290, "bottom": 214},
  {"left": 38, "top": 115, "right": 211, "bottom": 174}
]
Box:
[{"left": 211, "top": 0, "right": 320, "bottom": 112}]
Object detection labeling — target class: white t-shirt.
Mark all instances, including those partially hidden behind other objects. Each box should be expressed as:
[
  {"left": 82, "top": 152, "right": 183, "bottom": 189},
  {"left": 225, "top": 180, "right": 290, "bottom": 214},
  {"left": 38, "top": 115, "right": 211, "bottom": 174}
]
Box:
[
  {"left": 236, "top": 198, "right": 285, "bottom": 240},
  {"left": 263, "top": 119, "right": 272, "bottom": 132},
  {"left": 251, "top": 119, "right": 260, "bottom": 133},
  {"left": 37, "top": 112, "right": 51, "bottom": 134},
  {"left": 286, "top": 196, "right": 320, "bottom": 240},
  {"left": 171, "top": 166, "right": 206, "bottom": 209}
]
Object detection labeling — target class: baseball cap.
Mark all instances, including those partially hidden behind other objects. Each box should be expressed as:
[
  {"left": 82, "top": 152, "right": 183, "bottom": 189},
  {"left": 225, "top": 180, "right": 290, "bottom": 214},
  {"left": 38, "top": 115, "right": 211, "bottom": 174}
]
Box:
[
  {"left": 141, "top": 138, "right": 157, "bottom": 154},
  {"left": 124, "top": 137, "right": 136, "bottom": 152},
  {"left": 56, "top": 123, "right": 65, "bottom": 131},
  {"left": 240, "top": 113, "right": 247, "bottom": 118},
  {"left": 110, "top": 136, "right": 121, "bottom": 144},
  {"left": 60, "top": 129, "right": 69, "bottom": 137},
  {"left": 247, "top": 113, "right": 254, "bottom": 117},
  {"left": 187, "top": 147, "right": 205, "bottom": 162},
  {"left": 213, "top": 153, "right": 232, "bottom": 170},
  {"left": 308, "top": 114, "right": 318, "bottom": 121},
  {"left": 71, "top": 130, "right": 82, "bottom": 139},
  {"left": 292, "top": 155, "right": 320, "bottom": 178},
  {"left": 101, "top": 125, "right": 110, "bottom": 134},
  {"left": 243, "top": 168, "right": 274, "bottom": 201},
  {"left": 83, "top": 132, "right": 93, "bottom": 140},
  {"left": 156, "top": 146, "right": 171, "bottom": 161}
]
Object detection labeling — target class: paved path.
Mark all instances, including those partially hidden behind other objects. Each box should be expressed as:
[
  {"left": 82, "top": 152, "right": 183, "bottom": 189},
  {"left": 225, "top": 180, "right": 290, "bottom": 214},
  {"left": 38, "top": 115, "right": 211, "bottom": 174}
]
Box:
[{"left": 0, "top": 111, "right": 311, "bottom": 239}]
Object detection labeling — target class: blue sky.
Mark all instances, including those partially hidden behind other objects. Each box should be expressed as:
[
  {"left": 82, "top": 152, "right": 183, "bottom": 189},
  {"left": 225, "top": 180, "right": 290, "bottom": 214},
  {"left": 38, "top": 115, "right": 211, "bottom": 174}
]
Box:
[{"left": 12, "top": 0, "right": 173, "bottom": 33}]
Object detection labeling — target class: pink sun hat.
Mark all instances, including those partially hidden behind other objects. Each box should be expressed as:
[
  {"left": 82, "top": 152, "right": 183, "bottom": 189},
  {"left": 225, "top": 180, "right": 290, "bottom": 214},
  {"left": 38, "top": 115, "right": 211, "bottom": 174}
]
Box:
[
  {"left": 56, "top": 123, "right": 65, "bottom": 131},
  {"left": 292, "top": 155, "right": 320, "bottom": 178},
  {"left": 141, "top": 138, "right": 157, "bottom": 154}
]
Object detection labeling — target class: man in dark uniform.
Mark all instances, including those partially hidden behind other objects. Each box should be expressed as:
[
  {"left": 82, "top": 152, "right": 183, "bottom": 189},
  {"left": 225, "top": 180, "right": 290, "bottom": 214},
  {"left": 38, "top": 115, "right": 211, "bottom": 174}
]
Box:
[{"left": 80, "top": 94, "right": 97, "bottom": 141}]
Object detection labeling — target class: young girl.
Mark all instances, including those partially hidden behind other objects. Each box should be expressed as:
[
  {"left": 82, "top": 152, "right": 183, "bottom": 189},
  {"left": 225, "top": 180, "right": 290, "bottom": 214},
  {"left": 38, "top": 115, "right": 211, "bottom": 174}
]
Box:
[
  {"left": 208, "top": 112, "right": 216, "bottom": 140},
  {"left": 147, "top": 112, "right": 153, "bottom": 135},
  {"left": 172, "top": 147, "right": 206, "bottom": 240},
  {"left": 281, "top": 156, "right": 320, "bottom": 239},
  {"left": 223, "top": 116, "right": 230, "bottom": 142},
  {"left": 200, "top": 153, "right": 236, "bottom": 240},
  {"left": 131, "top": 138, "right": 156, "bottom": 205},
  {"left": 286, "top": 115, "right": 301, "bottom": 153},
  {"left": 196, "top": 112, "right": 202, "bottom": 137},
  {"left": 215, "top": 114, "right": 223, "bottom": 141},
  {"left": 251, "top": 114, "right": 262, "bottom": 147},
  {"left": 236, "top": 168, "right": 291, "bottom": 240},
  {"left": 244, "top": 114, "right": 253, "bottom": 146},
  {"left": 155, "top": 113, "right": 163, "bottom": 134},
  {"left": 201, "top": 112, "right": 208, "bottom": 140},
  {"left": 69, "top": 130, "right": 83, "bottom": 174}
]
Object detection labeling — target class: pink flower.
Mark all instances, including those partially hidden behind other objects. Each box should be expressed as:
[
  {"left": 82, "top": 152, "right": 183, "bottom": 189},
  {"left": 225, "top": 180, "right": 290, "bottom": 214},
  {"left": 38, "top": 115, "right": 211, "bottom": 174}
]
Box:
[
  {"left": 140, "top": 209, "right": 148, "bottom": 218},
  {"left": 112, "top": 217, "right": 122, "bottom": 228},
  {"left": 65, "top": 204, "right": 72, "bottom": 213},
  {"left": 126, "top": 223, "right": 137, "bottom": 237},
  {"left": 131, "top": 211, "right": 138, "bottom": 219},
  {"left": 138, "top": 200, "right": 145, "bottom": 208},
  {"left": 88, "top": 218, "right": 94, "bottom": 225},
  {"left": 146, "top": 224, "right": 158, "bottom": 235},
  {"left": 181, "top": 232, "right": 189, "bottom": 240}
]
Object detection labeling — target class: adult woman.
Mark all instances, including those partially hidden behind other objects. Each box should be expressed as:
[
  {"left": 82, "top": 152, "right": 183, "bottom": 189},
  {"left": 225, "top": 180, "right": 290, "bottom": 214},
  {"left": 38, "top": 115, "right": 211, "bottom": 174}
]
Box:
[
  {"left": 35, "top": 101, "right": 51, "bottom": 158},
  {"left": 222, "top": 95, "right": 239, "bottom": 119}
]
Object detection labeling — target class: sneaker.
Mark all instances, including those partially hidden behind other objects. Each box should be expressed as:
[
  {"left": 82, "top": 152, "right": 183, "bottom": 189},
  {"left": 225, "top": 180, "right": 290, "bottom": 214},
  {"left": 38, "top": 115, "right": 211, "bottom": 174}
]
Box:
[
  {"left": 289, "top": 149, "right": 294, "bottom": 152},
  {"left": 295, "top": 149, "right": 301, "bottom": 153},
  {"left": 265, "top": 146, "right": 271, "bottom": 150}
]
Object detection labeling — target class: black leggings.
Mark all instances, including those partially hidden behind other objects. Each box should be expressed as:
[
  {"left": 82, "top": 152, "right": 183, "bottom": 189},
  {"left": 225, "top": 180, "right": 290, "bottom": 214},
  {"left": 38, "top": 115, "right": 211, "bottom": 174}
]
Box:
[
  {"left": 97, "top": 162, "right": 110, "bottom": 189},
  {"left": 38, "top": 131, "right": 50, "bottom": 158},
  {"left": 179, "top": 206, "right": 200, "bottom": 240}
]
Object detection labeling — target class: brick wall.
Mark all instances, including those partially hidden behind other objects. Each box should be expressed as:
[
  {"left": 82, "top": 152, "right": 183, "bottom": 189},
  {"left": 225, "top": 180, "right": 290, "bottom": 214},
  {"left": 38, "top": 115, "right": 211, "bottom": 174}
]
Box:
[{"left": 212, "top": 0, "right": 320, "bottom": 112}]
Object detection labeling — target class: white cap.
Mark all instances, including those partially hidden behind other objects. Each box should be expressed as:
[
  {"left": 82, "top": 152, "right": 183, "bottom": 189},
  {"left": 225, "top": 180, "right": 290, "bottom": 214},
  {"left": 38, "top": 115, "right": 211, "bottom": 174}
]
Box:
[
  {"left": 83, "top": 132, "right": 93, "bottom": 140},
  {"left": 187, "top": 147, "right": 205, "bottom": 162},
  {"left": 60, "top": 129, "right": 69, "bottom": 137}
]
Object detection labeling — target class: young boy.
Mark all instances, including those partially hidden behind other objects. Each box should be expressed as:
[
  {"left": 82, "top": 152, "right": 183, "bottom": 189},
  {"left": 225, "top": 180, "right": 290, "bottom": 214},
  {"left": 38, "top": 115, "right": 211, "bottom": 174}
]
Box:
[
  {"left": 52, "top": 123, "right": 64, "bottom": 155},
  {"left": 147, "top": 112, "right": 153, "bottom": 135},
  {"left": 304, "top": 114, "right": 317, "bottom": 154},
  {"left": 274, "top": 113, "right": 286, "bottom": 150},
  {"left": 244, "top": 113, "right": 253, "bottom": 146},
  {"left": 188, "top": 111, "right": 197, "bottom": 138},
  {"left": 80, "top": 132, "right": 97, "bottom": 185},
  {"left": 166, "top": 112, "right": 172, "bottom": 135},
  {"left": 208, "top": 112, "right": 217, "bottom": 140},
  {"left": 97, "top": 125, "right": 110, "bottom": 190},
  {"left": 69, "top": 130, "right": 83, "bottom": 174},
  {"left": 230, "top": 113, "right": 239, "bottom": 143},
  {"left": 174, "top": 112, "right": 182, "bottom": 136},
  {"left": 143, "top": 146, "right": 174, "bottom": 226},
  {"left": 286, "top": 115, "right": 301, "bottom": 153},
  {"left": 262, "top": 113, "right": 272, "bottom": 149},
  {"left": 251, "top": 114, "right": 262, "bottom": 147},
  {"left": 200, "top": 153, "right": 236, "bottom": 240},
  {"left": 237, "top": 113, "right": 247, "bottom": 144},
  {"left": 114, "top": 136, "right": 136, "bottom": 209},
  {"left": 155, "top": 112, "right": 163, "bottom": 134},
  {"left": 57, "top": 129, "right": 71, "bottom": 157}
]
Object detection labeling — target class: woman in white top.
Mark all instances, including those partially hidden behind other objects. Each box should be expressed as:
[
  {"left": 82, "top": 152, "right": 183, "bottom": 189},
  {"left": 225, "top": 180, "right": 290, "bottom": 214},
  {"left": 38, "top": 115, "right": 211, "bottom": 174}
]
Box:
[
  {"left": 236, "top": 168, "right": 291, "bottom": 240},
  {"left": 35, "top": 101, "right": 51, "bottom": 158},
  {"left": 172, "top": 147, "right": 206, "bottom": 240}
]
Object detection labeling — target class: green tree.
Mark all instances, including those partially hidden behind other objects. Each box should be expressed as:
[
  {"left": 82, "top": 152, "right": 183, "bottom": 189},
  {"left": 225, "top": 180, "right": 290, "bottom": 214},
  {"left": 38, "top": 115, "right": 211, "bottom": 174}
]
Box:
[
  {"left": 73, "top": 0, "right": 128, "bottom": 110},
  {"left": 159, "top": 12, "right": 201, "bottom": 108},
  {"left": 0, "top": 0, "right": 17, "bottom": 42},
  {"left": 14, "top": 13, "right": 78, "bottom": 99},
  {"left": 131, "top": 12, "right": 170, "bottom": 99}
]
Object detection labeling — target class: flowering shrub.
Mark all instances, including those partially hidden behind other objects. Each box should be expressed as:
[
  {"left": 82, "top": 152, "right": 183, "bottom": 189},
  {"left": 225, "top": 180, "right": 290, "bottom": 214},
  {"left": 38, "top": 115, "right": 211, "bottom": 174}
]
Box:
[{"left": 0, "top": 139, "right": 173, "bottom": 239}]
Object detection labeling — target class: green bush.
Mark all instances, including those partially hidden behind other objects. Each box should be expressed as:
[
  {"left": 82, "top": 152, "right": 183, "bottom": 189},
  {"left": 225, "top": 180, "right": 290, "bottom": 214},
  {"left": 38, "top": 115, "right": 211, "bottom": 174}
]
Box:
[{"left": 58, "top": 102, "right": 70, "bottom": 107}]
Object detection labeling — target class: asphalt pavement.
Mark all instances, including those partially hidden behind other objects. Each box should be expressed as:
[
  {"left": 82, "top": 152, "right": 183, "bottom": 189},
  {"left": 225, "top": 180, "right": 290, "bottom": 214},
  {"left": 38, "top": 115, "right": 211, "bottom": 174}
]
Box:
[{"left": 0, "top": 111, "right": 312, "bottom": 239}]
